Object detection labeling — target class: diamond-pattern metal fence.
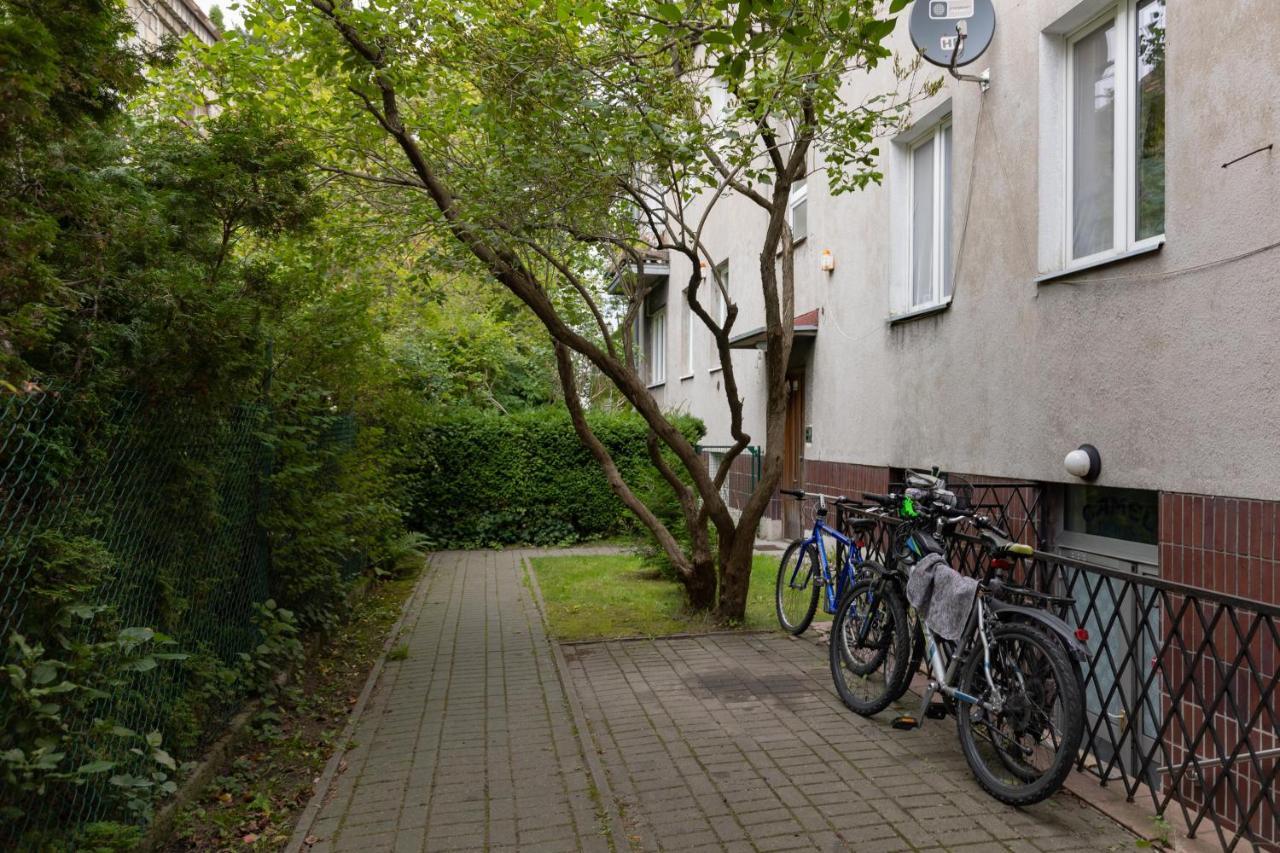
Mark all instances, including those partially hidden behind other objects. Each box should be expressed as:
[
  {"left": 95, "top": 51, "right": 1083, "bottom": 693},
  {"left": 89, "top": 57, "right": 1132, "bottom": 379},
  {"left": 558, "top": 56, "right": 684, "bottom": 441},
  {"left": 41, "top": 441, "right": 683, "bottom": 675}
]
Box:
[
  {"left": 0, "top": 389, "right": 272, "bottom": 844},
  {"left": 842, "top": 484, "right": 1278, "bottom": 851}
]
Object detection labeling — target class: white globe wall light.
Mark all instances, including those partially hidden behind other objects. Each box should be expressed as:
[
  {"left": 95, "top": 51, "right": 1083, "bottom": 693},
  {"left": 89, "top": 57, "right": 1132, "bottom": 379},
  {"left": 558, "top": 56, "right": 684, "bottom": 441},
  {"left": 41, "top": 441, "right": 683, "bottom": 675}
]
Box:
[{"left": 1064, "top": 444, "right": 1101, "bottom": 480}]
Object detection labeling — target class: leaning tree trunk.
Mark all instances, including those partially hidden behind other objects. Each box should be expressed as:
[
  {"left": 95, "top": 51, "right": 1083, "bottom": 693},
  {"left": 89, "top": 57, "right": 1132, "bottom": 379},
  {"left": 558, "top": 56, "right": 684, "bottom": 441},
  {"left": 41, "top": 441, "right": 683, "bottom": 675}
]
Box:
[{"left": 712, "top": 173, "right": 797, "bottom": 621}]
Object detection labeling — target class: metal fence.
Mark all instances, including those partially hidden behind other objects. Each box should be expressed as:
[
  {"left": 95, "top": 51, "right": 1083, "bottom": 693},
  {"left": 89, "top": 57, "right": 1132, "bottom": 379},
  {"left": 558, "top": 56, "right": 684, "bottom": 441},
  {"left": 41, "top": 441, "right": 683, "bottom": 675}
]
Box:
[
  {"left": 842, "top": 483, "right": 1278, "bottom": 851},
  {"left": 0, "top": 389, "right": 272, "bottom": 843},
  {"left": 699, "top": 444, "right": 761, "bottom": 511}
]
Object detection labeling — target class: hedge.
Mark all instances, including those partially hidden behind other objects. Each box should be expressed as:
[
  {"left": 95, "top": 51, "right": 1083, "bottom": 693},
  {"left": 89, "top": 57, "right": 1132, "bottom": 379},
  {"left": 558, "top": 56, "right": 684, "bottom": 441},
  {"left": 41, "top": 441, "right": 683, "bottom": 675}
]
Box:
[{"left": 409, "top": 408, "right": 703, "bottom": 548}]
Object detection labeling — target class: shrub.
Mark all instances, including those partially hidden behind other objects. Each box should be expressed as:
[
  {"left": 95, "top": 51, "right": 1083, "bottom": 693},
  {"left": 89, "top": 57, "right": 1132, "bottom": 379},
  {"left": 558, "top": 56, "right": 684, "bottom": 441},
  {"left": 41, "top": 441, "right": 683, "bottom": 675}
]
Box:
[{"left": 408, "top": 408, "right": 703, "bottom": 548}]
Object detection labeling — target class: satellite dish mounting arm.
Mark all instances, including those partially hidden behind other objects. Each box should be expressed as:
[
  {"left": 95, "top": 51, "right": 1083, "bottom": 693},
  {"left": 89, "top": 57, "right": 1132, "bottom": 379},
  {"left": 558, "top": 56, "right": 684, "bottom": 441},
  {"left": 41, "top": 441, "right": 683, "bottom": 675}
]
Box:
[{"left": 948, "top": 22, "right": 991, "bottom": 92}]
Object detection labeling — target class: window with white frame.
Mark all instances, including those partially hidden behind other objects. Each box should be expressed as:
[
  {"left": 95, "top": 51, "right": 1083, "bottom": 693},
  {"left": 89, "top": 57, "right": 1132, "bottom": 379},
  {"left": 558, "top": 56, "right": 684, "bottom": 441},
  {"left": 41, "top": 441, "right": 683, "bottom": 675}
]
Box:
[
  {"left": 908, "top": 120, "right": 953, "bottom": 310},
  {"left": 681, "top": 287, "right": 694, "bottom": 377},
  {"left": 1067, "top": 0, "right": 1165, "bottom": 264},
  {"left": 709, "top": 260, "right": 728, "bottom": 370},
  {"left": 787, "top": 176, "right": 808, "bottom": 242},
  {"left": 642, "top": 285, "right": 667, "bottom": 386}
]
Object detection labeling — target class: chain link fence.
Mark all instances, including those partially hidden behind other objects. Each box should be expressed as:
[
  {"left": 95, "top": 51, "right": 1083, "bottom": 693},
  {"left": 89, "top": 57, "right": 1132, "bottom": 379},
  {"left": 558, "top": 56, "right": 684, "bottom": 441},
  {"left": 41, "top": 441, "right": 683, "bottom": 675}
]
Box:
[{"left": 1, "top": 389, "right": 274, "bottom": 845}]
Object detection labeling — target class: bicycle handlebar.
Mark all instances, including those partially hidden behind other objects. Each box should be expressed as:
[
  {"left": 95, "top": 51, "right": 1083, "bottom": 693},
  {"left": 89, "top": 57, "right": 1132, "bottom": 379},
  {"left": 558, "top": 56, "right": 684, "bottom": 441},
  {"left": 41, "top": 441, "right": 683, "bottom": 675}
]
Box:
[{"left": 781, "top": 489, "right": 856, "bottom": 506}]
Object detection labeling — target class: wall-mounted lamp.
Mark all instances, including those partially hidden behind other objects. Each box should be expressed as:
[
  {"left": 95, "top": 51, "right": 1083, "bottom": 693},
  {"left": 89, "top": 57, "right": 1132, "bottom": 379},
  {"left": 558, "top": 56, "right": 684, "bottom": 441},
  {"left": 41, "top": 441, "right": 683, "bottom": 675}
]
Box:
[
  {"left": 1064, "top": 444, "right": 1101, "bottom": 481},
  {"left": 820, "top": 249, "right": 835, "bottom": 273}
]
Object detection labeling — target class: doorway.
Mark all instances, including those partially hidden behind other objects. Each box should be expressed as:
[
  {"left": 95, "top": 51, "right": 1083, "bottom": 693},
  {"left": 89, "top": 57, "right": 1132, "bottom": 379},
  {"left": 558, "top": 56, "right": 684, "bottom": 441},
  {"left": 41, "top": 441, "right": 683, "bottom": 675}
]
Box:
[{"left": 1056, "top": 485, "right": 1161, "bottom": 784}]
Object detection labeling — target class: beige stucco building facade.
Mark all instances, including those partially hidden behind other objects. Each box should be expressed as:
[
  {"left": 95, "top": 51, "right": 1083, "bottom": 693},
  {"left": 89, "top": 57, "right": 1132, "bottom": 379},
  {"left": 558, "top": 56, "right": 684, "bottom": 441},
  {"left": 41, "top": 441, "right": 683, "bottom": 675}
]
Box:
[
  {"left": 126, "top": 0, "right": 219, "bottom": 48},
  {"left": 640, "top": 0, "right": 1277, "bottom": 523},
  {"left": 632, "top": 3, "right": 1277, "bottom": 843}
]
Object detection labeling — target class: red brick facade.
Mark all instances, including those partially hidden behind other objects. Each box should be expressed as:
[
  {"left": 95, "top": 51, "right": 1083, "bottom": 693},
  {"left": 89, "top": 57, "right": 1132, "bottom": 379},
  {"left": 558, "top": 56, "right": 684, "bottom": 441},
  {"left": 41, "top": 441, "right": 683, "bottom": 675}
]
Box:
[{"left": 1158, "top": 493, "right": 1279, "bottom": 846}]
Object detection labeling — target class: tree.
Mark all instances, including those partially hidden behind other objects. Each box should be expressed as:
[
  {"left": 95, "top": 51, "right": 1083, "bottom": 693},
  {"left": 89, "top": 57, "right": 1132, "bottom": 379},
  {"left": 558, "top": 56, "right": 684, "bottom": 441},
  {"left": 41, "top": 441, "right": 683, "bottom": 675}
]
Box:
[
  {"left": 180, "top": 0, "right": 929, "bottom": 619},
  {"left": 0, "top": 0, "right": 142, "bottom": 386}
]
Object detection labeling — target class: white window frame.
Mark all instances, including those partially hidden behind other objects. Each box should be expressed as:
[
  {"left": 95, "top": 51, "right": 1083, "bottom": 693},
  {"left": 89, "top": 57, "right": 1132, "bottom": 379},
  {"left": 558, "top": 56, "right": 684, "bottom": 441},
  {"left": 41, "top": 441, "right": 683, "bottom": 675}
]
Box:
[
  {"left": 708, "top": 260, "right": 728, "bottom": 373},
  {"left": 888, "top": 100, "right": 953, "bottom": 319},
  {"left": 907, "top": 120, "right": 952, "bottom": 312},
  {"left": 1043, "top": 0, "right": 1165, "bottom": 274},
  {"left": 645, "top": 305, "right": 666, "bottom": 387},
  {"left": 681, "top": 288, "right": 695, "bottom": 378},
  {"left": 787, "top": 177, "right": 809, "bottom": 243}
]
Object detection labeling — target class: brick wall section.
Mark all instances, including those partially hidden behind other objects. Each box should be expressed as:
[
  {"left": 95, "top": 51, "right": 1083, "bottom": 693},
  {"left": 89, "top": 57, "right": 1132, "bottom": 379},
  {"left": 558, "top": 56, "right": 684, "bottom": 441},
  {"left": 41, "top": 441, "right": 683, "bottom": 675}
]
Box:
[
  {"left": 1158, "top": 492, "right": 1280, "bottom": 846},
  {"left": 1160, "top": 493, "right": 1278, "bottom": 604},
  {"left": 799, "top": 460, "right": 891, "bottom": 531},
  {"left": 802, "top": 459, "right": 891, "bottom": 498}
]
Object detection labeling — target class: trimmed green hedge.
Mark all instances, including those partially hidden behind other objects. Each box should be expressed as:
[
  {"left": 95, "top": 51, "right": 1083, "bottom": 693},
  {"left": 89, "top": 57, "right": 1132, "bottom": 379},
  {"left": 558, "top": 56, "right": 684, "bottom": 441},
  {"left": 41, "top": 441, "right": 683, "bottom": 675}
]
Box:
[{"left": 409, "top": 408, "right": 703, "bottom": 547}]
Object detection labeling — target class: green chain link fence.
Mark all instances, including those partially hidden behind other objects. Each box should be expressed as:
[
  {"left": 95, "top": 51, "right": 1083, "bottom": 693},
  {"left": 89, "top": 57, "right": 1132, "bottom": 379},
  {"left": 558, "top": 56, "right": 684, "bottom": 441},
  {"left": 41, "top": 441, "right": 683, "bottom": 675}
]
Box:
[{"left": 0, "top": 388, "right": 298, "bottom": 846}]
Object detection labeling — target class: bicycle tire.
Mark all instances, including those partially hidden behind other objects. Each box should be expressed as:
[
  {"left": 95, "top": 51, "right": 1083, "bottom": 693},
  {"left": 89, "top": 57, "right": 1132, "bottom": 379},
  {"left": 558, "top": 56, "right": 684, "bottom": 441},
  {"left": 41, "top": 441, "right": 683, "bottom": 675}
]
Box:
[
  {"left": 954, "top": 623, "right": 1085, "bottom": 806},
  {"left": 775, "top": 539, "right": 820, "bottom": 635},
  {"left": 828, "top": 579, "right": 911, "bottom": 716},
  {"left": 892, "top": 607, "right": 927, "bottom": 702}
]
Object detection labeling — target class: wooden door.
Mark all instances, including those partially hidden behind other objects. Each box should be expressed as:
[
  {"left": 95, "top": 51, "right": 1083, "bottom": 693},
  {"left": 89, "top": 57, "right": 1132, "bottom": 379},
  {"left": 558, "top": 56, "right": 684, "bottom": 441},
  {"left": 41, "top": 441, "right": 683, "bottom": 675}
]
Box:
[{"left": 782, "top": 373, "right": 805, "bottom": 539}]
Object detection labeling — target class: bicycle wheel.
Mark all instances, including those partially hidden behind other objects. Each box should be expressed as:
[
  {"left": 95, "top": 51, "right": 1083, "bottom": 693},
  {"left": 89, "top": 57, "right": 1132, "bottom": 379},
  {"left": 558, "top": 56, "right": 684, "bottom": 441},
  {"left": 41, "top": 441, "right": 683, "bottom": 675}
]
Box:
[
  {"left": 955, "top": 623, "right": 1085, "bottom": 806},
  {"left": 775, "top": 539, "right": 820, "bottom": 635},
  {"left": 891, "top": 606, "right": 927, "bottom": 702},
  {"left": 828, "top": 578, "right": 910, "bottom": 716}
]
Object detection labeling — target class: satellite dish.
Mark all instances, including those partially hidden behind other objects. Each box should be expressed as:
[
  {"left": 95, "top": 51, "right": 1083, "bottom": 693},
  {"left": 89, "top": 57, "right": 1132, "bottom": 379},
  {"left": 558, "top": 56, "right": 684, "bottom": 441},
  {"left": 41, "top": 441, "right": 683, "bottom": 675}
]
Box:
[{"left": 909, "top": 0, "right": 996, "bottom": 69}]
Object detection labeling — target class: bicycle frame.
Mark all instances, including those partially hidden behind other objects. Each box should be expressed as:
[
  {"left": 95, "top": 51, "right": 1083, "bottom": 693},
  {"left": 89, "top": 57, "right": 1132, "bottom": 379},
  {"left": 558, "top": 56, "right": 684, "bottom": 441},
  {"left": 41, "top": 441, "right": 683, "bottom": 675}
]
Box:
[
  {"left": 796, "top": 513, "right": 866, "bottom": 615},
  {"left": 915, "top": 596, "right": 1004, "bottom": 723}
]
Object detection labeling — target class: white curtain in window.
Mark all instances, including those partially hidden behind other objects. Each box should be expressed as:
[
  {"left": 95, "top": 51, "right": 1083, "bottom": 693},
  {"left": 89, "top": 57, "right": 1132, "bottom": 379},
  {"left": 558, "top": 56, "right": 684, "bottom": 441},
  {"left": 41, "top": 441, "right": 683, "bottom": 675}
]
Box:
[
  {"left": 648, "top": 309, "right": 666, "bottom": 384},
  {"left": 683, "top": 291, "right": 694, "bottom": 375},
  {"left": 1072, "top": 21, "right": 1116, "bottom": 260},
  {"left": 941, "top": 125, "right": 954, "bottom": 298},
  {"left": 911, "top": 137, "right": 935, "bottom": 308}
]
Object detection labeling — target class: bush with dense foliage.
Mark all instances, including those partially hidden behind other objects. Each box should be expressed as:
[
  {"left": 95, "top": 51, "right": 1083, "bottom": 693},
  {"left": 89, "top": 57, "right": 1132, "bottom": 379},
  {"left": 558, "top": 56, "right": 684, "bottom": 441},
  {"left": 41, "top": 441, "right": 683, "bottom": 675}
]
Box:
[
  {"left": 410, "top": 408, "right": 703, "bottom": 548},
  {"left": 0, "top": 1, "right": 474, "bottom": 844}
]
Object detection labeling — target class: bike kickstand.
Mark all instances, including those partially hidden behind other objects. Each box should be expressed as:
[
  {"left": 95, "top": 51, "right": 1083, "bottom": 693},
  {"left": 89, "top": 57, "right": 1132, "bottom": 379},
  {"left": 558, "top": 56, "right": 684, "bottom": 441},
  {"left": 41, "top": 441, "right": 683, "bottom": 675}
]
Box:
[{"left": 892, "top": 681, "right": 937, "bottom": 731}]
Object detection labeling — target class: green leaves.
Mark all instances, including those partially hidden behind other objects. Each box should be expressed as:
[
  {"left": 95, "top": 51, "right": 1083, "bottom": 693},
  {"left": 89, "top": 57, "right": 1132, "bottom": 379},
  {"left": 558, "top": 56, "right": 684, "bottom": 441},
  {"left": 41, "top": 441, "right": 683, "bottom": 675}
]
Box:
[
  {"left": 410, "top": 408, "right": 703, "bottom": 548},
  {"left": 656, "top": 2, "right": 683, "bottom": 21},
  {"left": 76, "top": 760, "right": 116, "bottom": 775}
]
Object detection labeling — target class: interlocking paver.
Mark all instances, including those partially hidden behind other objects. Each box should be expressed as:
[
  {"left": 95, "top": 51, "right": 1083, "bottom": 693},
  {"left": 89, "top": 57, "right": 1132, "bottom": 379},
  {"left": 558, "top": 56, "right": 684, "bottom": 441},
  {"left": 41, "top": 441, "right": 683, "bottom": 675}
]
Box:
[
  {"left": 563, "top": 630, "right": 1137, "bottom": 852},
  {"left": 292, "top": 549, "right": 617, "bottom": 852},
  {"left": 294, "top": 547, "right": 1138, "bottom": 853}
]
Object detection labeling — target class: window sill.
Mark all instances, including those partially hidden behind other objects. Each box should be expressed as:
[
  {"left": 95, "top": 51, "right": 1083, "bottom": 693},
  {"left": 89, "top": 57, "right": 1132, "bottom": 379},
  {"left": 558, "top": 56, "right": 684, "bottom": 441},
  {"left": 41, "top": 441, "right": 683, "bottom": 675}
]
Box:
[
  {"left": 1037, "top": 240, "right": 1164, "bottom": 284},
  {"left": 647, "top": 380, "right": 666, "bottom": 390},
  {"left": 709, "top": 366, "right": 723, "bottom": 374},
  {"left": 776, "top": 235, "right": 808, "bottom": 256},
  {"left": 679, "top": 373, "right": 694, "bottom": 381},
  {"left": 888, "top": 299, "right": 952, "bottom": 326}
]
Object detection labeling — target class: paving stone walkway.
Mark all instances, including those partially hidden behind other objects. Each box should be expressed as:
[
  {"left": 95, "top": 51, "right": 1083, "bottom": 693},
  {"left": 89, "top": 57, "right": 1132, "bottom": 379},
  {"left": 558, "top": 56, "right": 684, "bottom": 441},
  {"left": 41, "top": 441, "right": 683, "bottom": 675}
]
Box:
[
  {"left": 295, "top": 548, "right": 1136, "bottom": 853},
  {"left": 297, "top": 549, "right": 617, "bottom": 853},
  {"left": 564, "top": 633, "right": 1134, "bottom": 853}
]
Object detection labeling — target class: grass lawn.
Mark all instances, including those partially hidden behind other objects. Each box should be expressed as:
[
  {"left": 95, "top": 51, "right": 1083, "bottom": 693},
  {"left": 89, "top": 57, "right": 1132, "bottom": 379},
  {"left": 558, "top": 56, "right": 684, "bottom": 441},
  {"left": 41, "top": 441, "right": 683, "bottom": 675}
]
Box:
[{"left": 530, "top": 550, "right": 831, "bottom": 641}]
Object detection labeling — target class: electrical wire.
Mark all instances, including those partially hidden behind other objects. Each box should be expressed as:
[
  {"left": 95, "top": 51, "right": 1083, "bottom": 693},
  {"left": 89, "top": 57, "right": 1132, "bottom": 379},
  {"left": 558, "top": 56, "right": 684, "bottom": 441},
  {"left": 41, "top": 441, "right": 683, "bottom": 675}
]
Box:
[{"left": 1040, "top": 238, "right": 1280, "bottom": 285}]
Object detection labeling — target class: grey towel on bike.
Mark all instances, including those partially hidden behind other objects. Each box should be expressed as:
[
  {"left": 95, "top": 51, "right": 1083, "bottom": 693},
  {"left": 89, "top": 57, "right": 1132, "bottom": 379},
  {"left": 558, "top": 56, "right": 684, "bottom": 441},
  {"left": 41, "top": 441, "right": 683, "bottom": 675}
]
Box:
[{"left": 905, "top": 553, "right": 978, "bottom": 642}]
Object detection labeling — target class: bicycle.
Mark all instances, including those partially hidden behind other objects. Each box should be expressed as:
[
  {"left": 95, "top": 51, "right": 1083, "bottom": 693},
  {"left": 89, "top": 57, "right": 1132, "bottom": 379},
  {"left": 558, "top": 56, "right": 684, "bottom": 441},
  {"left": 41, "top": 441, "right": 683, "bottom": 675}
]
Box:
[
  {"left": 830, "top": 474, "right": 957, "bottom": 709},
  {"left": 774, "top": 489, "right": 878, "bottom": 636},
  {"left": 831, "top": 501, "right": 1089, "bottom": 806}
]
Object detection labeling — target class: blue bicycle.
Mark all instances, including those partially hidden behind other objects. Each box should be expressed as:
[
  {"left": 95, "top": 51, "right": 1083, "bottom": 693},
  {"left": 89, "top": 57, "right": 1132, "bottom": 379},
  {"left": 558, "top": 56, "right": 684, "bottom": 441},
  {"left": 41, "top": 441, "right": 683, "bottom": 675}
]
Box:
[{"left": 774, "top": 489, "right": 877, "bottom": 635}]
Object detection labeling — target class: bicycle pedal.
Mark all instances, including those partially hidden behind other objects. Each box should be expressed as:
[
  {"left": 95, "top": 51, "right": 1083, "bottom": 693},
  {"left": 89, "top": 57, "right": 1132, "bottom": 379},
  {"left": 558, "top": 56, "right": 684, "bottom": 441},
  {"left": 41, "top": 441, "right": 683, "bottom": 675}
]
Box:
[
  {"left": 890, "top": 715, "right": 919, "bottom": 731},
  {"left": 925, "top": 703, "right": 948, "bottom": 720}
]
